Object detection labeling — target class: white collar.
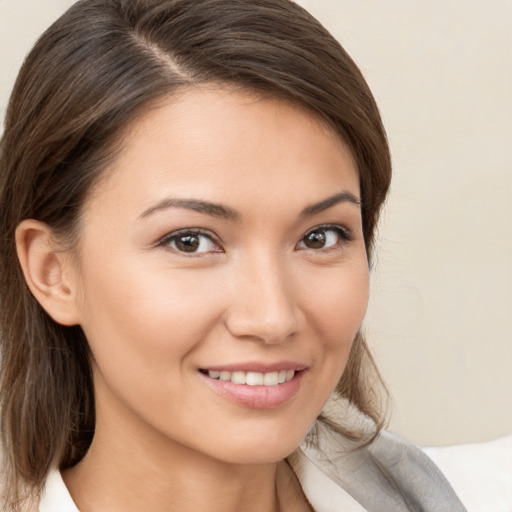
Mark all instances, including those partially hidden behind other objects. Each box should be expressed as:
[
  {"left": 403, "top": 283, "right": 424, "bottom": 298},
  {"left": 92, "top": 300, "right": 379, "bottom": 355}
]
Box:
[
  {"left": 289, "top": 448, "right": 367, "bottom": 512},
  {"left": 38, "top": 469, "right": 79, "bottom": 512}
]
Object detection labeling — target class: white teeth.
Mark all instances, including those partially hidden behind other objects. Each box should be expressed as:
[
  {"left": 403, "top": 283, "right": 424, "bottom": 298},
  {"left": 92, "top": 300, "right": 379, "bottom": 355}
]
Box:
[
  {"left": 263, "top": 371, "right": 279, "bottom": 386},
  {"left": 206, "top": 369, "right": 296, "bottom": 386},
  {"left": 231, "top": 371, "right": 246, "bottom": 384},
  {"left": 246, "top": 372, "right": 263, "bottom": 386}
]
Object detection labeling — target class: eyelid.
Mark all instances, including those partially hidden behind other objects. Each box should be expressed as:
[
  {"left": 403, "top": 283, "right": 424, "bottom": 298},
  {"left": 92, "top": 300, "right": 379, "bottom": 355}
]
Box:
[{"left": 308, "top": 223, "right": 352, "bottom": 239}]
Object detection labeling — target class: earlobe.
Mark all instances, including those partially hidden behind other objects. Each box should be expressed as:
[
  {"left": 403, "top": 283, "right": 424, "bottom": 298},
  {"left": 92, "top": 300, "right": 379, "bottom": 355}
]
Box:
[{"left": 15, "top": 219, "right": 80, "bottom": 326}]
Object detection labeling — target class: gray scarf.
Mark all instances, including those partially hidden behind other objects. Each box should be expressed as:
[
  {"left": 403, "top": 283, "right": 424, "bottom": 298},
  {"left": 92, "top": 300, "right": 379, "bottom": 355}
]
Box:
[{"left": 295, "top": 422, "right": 467, "bottom": 512}]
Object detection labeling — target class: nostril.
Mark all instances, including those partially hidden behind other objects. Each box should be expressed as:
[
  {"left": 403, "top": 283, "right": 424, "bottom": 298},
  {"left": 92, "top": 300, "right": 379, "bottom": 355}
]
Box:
[
  {"left": 223, "top": 265, "right": 300, "bottom": 343},
  {"left": 224, "top": 315, "right": 299, "bottom": 344}
]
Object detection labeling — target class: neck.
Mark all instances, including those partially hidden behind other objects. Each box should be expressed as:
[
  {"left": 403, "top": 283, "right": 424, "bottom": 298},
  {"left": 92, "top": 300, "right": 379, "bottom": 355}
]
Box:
[
  {"left": 62, "top": 410, "right": 302, "bottom": 512},
  {"left": 64, "top": 453, "right": 281, "bottom": 512}
]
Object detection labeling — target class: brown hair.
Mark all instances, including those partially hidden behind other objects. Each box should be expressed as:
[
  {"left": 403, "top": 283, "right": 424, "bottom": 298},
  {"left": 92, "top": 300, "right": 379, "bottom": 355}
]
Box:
[{"left": 0, "top": 0, "right": 391, "bottom": 509}]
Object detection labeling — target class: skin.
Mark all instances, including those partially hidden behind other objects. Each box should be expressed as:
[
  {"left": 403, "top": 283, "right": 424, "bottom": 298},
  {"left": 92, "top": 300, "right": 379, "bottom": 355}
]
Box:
[{"left": 36, "top": 88, "right": 370, "bottom": 511}]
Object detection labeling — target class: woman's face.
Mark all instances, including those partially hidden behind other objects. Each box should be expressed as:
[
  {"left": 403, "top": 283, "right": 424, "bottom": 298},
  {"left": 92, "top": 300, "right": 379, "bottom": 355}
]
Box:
[{"left": 72, "top": 88, "right": 369, "bottom": 464}]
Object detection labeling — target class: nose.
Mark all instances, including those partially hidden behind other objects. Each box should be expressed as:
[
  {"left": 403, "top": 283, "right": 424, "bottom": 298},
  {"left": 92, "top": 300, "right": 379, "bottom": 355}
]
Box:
[{"left": 224, "top": 253, "right": 300, "bottom": 344}]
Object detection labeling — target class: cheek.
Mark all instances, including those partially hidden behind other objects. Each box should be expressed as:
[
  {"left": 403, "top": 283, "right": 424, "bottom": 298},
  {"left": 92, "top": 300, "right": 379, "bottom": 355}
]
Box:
[
  {"left": 77, "top": 257, "right": 226, "bottom": 375},
  {"left": 304, "top": 258, "right": 369, "bottom": 401},
  {"left": 304, "top": 259, "right": 370, "bottom": 348},
  {"left": 283, "top": 258, "right": 369, "bottom": 427},
  {"left": 76, "top": 258, "right": 230, "bottom": 432}
]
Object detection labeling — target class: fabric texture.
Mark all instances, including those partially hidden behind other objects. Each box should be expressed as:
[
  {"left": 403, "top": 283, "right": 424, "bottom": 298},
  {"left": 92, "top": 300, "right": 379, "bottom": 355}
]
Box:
[
  {"left": 423, "top": 435, "right": 512, "bottom": 512},
  {"left": 291, "top": 424, "right": 467, "bottom": 512},
  {"left": 39, "top": 427, "right": 467, "bottom": 512}
]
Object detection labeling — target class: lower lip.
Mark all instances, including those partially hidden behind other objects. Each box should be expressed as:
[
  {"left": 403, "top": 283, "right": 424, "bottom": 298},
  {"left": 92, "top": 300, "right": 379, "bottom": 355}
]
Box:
[{"left": 199, "top": 371, "right": 305, "bottom": 409}]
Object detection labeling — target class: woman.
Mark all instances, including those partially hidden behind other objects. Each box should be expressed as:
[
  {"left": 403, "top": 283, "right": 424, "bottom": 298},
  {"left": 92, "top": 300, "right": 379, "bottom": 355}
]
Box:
[{"left": 0, "top": 1, "right": 466, "bottom": 511}]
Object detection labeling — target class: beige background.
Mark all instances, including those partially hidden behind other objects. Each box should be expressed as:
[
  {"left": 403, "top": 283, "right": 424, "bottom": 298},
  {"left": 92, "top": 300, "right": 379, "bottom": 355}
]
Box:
[{"left": 1, "top": 0, "right": 511, "bottom": 446}]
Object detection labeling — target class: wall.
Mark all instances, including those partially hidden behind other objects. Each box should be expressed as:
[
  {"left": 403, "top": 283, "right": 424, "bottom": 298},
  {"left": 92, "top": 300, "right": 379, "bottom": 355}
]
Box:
[{"left": 1, "top": 0, "right": 511, "bottom": 446}]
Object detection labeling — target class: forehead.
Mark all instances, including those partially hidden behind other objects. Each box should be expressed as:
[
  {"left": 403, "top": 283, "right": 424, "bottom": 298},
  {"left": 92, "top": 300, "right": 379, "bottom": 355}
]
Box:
[{"left": 83, "top": 87, "right": 359, "bottom": 219}]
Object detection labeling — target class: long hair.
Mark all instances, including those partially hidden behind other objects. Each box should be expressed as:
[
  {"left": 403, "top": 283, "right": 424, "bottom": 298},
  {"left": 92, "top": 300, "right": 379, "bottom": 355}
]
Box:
[{"left": 0, "top": 0, "right": 392, "bottom": 509}]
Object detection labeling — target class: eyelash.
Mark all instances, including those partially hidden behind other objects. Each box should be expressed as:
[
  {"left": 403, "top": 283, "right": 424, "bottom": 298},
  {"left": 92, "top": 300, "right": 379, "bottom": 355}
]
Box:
[{"left": 158, "top": 224, "right": 352, "bottom": 255}]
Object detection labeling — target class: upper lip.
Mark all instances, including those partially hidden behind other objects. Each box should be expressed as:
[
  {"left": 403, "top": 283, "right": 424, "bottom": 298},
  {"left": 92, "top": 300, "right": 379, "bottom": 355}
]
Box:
[{"left": 199, "top": 361, "right": 308, "bottom": 373}]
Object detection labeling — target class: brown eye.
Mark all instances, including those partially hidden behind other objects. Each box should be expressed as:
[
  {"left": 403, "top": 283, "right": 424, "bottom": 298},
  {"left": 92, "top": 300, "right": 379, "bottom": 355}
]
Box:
[
  {"left": 303, "top": 230, "right": 327, "bottom": 249},
  {"left": 175, "top": 234, "right": 201, "bottom": 252},
  {"left": 164, "top": 231, "right": 219, "bottom": 254},
  {"left": 297, "top": 226, "right": 351, "bottom": 251}
]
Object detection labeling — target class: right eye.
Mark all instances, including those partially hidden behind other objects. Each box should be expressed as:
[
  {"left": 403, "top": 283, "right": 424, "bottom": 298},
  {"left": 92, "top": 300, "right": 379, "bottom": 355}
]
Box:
[
  {"left": 161, "top": 230, "right": 221, "bottom": 254},
  {"left": 296, "top": 224, "right": 352, "bottom": 251}
]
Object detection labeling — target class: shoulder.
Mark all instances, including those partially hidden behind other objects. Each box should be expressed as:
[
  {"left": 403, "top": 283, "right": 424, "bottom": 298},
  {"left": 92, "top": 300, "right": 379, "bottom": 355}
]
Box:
[
  {"left": 292, "top": 425, "right": 467, "bottom": 512},
  {"left": 423, "top": 435, "right": 512, "bottom": 512}
]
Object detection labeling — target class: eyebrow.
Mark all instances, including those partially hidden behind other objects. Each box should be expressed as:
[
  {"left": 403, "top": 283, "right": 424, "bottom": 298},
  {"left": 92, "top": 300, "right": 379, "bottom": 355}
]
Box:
[
  {"left": 139, "top": 198, "right": 240, "bottom": 221},
  {"left": 300, "top": 191, "right": 361, "bottom": 217},
  {"left": 138, "top": 191, "right": 360, "bottom": 221}
]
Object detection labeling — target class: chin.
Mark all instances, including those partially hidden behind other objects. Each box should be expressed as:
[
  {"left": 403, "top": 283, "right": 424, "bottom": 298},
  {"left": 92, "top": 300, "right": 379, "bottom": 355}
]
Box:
[{"left": 204, "top": 422, "right": 312, "bottom": 465}]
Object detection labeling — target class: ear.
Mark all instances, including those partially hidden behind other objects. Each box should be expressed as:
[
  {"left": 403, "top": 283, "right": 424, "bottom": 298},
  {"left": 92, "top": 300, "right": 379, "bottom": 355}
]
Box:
[{"left": 15, "top": 219, "right": 80, "bottom": 326}]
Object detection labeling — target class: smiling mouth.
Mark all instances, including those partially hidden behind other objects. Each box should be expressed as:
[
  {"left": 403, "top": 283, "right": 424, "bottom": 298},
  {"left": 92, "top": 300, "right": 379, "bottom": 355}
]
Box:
[
  {"left": 199, "top": 369, "right": 298, "bottom": 386},
  {"left": 199, "top": 367, "right": 306, "bottom": 408}
]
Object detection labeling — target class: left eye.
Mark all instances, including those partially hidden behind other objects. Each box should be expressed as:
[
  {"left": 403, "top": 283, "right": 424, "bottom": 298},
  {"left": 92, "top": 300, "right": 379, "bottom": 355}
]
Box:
[
  {"left": 164, "top": 231, "right": 219, "bottom": 254},
  {"left": 297, "top": 226, "right": 349, "bottom": 250}
]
